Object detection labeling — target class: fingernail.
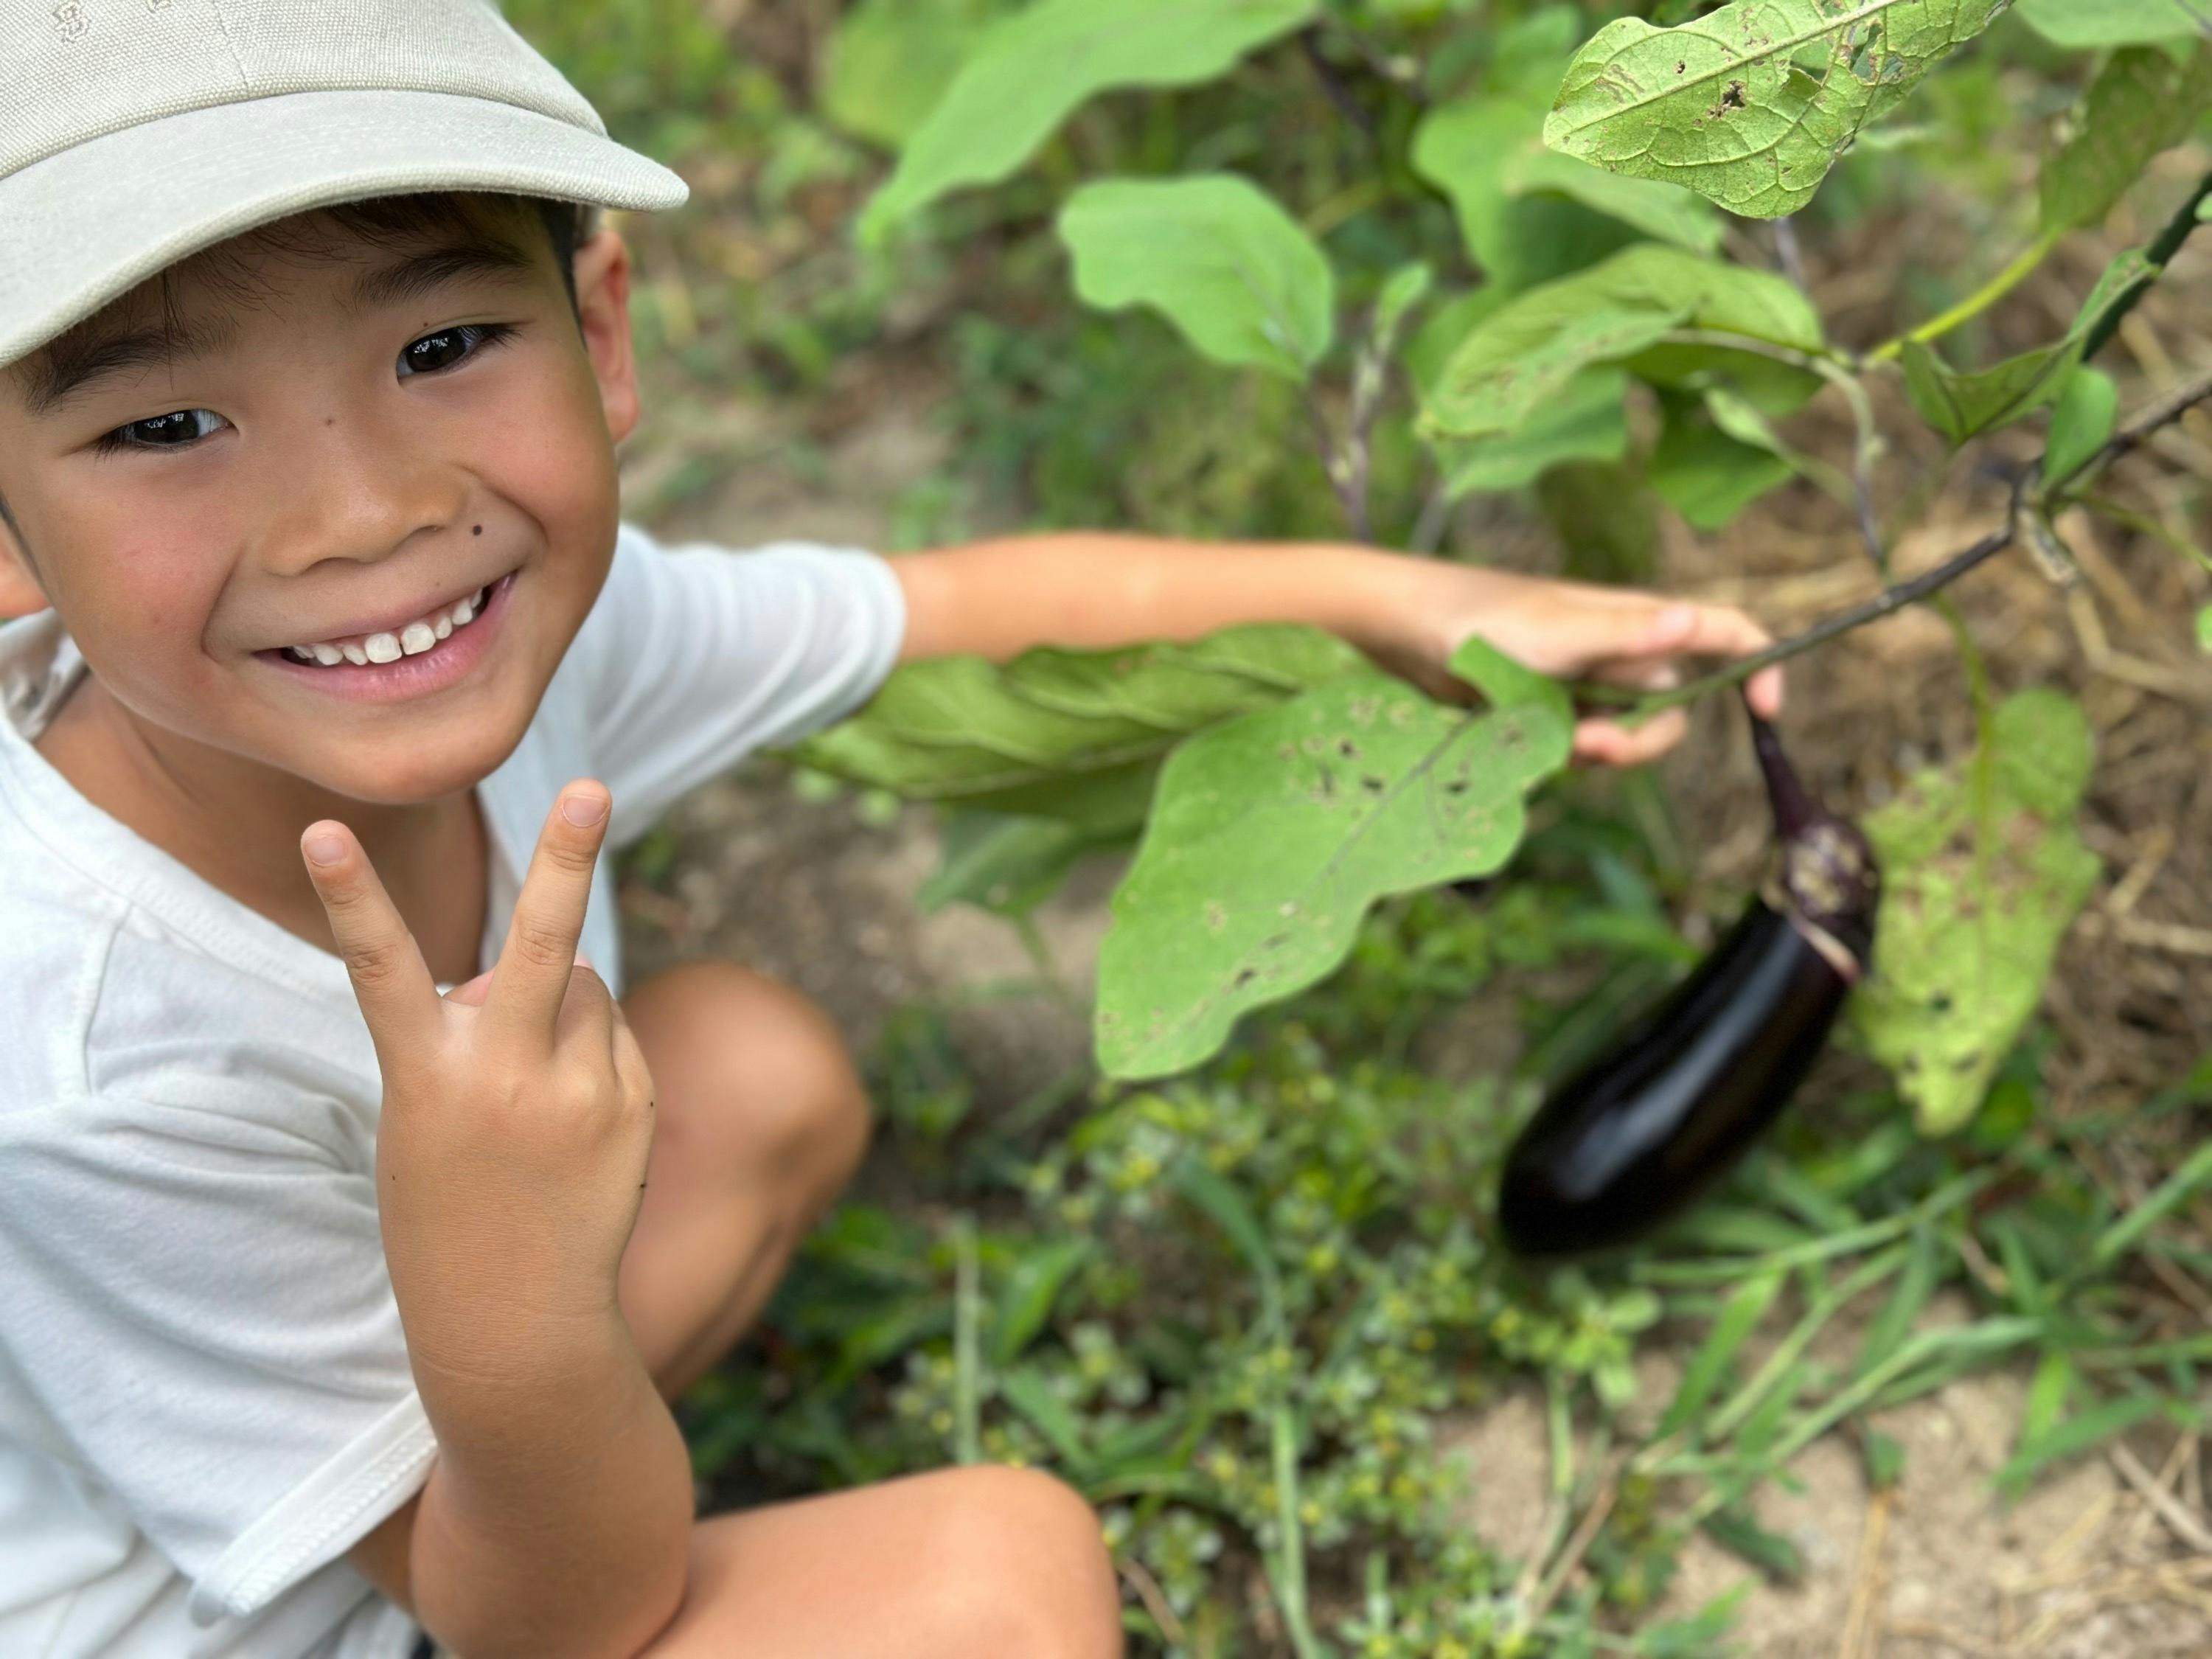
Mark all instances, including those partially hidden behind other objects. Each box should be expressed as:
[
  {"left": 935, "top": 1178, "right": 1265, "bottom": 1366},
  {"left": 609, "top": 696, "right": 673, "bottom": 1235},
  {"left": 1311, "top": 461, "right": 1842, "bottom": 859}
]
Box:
[
  {"left": 304, "top": 831, "right": 346, "bottom": 867},
  {"left": 574, "top": 951, "right": 595, "bottom": 971},
  {"left": 561, "top": 790, "right": 609, "bottom": 827}
]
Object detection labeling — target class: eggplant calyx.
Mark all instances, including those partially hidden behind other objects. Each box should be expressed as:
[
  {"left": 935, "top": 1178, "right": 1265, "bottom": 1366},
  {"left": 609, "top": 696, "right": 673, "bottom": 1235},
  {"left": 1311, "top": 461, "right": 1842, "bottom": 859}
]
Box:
[{"left": 1745, "top": 699, "right": 1881, "bottom": 970}]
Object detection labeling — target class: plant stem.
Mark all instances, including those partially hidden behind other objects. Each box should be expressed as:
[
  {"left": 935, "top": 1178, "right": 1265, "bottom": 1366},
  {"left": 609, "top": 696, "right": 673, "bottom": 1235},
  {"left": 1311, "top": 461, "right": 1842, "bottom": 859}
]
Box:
[
  {"left": 1809, "top": 355, "right": 1890, "bottom": 573},
  {"left": 1867, "top": 230, "right": 2064, "bottom": 365},
  {"left": 2081, "top": 169, "right": 2212, "bottom": 361},
  {"left": 1590, "top": 516, "right": 2019, "bottom": 722}
]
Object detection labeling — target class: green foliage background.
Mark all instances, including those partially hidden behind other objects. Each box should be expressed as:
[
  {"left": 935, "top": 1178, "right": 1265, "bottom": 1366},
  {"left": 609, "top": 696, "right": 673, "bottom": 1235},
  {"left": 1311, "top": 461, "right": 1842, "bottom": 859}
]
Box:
[{"left": 503, "top": 1, "right": 2212, "bottom": 1652}]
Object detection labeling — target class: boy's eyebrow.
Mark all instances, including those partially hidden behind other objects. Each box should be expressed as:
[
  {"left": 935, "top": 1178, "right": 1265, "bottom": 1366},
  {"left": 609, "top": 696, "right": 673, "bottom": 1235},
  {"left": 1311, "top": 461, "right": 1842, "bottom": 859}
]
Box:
[{"left": 18, "top": 241, "right": 542, "bottom": 420}]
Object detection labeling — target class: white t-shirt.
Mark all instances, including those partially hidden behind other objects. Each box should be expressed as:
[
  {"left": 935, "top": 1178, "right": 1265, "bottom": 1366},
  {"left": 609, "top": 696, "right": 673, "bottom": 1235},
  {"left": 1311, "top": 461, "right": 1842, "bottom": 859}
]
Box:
[{"left": 0, "top": 521, "right": 908, "bottom": 1658}]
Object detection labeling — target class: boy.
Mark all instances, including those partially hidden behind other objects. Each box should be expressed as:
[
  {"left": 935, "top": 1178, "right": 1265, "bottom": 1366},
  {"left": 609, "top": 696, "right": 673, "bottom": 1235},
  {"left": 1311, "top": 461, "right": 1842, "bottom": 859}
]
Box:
[{"left": 0, "top": 3, "right": 1783, "bottom": 1656}]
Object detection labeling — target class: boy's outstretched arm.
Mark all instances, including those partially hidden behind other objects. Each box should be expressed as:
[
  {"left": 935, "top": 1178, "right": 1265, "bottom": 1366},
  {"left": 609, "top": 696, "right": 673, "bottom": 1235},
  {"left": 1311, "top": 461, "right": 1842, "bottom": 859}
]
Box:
[
  {"left": 891, "top": 532, "right": 1786, "bottom": 768},
  {"left": 311, "top": 787, "right": 693, "bottom": 1659}
]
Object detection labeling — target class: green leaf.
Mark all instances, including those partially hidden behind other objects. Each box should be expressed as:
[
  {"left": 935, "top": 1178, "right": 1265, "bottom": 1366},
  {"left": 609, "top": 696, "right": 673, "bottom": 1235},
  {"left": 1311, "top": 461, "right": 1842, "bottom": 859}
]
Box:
[
  {"left": 1902, "top": 251, "right": 2157, "bottom": 444},
  {"left": 2045, "top": 367, "right": 2118, "bottom": 490},
  {"left": 1992, "top": 686, "right": 2096, "bottom": 818},
  {"left": 818, "top": 0, "right": 1020, "bottom": 149},
  {"left": 987, "top": 1239, "right": 1094, "bottom": 1363},
  {"left": 1172, "top": 1155, "right": 1284, "bottom": 1323},
  {"left": 2089, "top": 1141, "right": 2212, "bottom": 1271},
  {"left": 1437, "top": 367, "right": 1632, "bottom": 497},
  {"left": 917, "top": 810, "right": 1109, "bottom": 917},
  {"left": 1649, "top": 389, "right": 1798, "bottom": 529},
  {"left": 1095, "top": 645, "right": 1573, "bottom": 1077},
  {"left": 2198, "top": 606, "right": 2212, "bottom": 653},
  {"left": 1700, "top": 1507, "right": 1805, "bottom": 1582},
  {"left": 790, "top": 625, "right": 1366, "bottom": 801},
  {"left": 2040, "top": 46, "right": 2212, "bottom": 236},
  {"left": 1413, "top": 32, "right": 1721, "bottom": 291},
  {"left": 1543, "top": 0, "right": 2014, "bottom": 219},
  {"left": 1057, "top": 175, "right": 1335, "bottom": 380},
  {"left": 858, "top": 0, "right": 1318, "bottom": 240},
  {"left": 1508, "top": 148, "right": 1724, "bottom": 255},
  {"left": 998, "top": 1366, "right": 1098, "bottom": 1472},
  {"left": 2016, "top": 0, "right": 2199, "bottom": 48},
  {"left": 1421, "top": 244, "right": 1823, "bottom": 439},
  {"left": 1853, "top": 1222, "right": 1939, "bottom": 1380},
  {"left": 1659, "top": 1269, "right": 1786, "bottom": 1441},
  {"left": 1996, "top": 1391, "right": 2166, "bottom": 1496},
  {"left": 1851, "top": 690, "right": 2103, "bottom": 1134}
]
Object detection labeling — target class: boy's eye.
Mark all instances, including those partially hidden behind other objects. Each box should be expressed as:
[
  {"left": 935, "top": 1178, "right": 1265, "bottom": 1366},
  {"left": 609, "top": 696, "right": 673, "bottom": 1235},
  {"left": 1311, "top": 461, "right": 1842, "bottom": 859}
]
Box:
[
  {"left": 92, "top": 321, "right": 519, "bottom": 455},
  {"left": 398, "top": 321, "right": 516, "bottom": 377},
  {"left": 102, "top": 408, "right": 224, "bottom": 451}
]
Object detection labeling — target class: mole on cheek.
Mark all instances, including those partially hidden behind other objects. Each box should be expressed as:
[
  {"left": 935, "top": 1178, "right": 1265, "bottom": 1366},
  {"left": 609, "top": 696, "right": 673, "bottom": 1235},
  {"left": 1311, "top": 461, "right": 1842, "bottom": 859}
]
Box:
[{"left": 473, "top": 525, "right": 482, "bottom": 535}]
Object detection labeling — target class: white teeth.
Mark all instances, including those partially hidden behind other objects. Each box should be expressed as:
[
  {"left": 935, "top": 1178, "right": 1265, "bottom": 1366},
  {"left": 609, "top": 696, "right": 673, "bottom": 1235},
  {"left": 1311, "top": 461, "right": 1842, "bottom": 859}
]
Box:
[{"left": 288, "top": 579, "right": 497, "bottom": 666}]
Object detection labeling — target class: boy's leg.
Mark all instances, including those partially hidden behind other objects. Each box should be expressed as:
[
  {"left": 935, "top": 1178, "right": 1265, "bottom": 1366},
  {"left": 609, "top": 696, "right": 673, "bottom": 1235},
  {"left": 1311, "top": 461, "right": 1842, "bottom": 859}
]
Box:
[
  {"left": 614, "top": 959, "right": 872, "bottom": 1399},
  {"left": 608, "top": 964, "right": 1124, "bottom": 1658},
  {"left": 643, "top": 1465, "right": 1124, "bottom": 1659}
]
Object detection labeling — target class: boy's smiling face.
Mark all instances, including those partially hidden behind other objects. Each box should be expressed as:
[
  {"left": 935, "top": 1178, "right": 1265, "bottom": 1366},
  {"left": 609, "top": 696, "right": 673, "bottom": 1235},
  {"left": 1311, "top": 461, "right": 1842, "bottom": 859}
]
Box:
[{"left": 0, "top": 192, "right": 640, "bottom": 808}]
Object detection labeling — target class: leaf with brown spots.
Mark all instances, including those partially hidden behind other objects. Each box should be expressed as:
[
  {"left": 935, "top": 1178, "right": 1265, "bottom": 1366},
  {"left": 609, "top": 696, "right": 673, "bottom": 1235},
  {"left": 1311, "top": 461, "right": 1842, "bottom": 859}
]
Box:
[
  {"left": 1850, "top": 690, "right": 2102, "bottom": 1135},
  {"left": 1543, "top": 0, "right": 2013, "bottom": 219},
  {"left": 1093, "top": 639, "right": 1572, "bottom": 1079}
]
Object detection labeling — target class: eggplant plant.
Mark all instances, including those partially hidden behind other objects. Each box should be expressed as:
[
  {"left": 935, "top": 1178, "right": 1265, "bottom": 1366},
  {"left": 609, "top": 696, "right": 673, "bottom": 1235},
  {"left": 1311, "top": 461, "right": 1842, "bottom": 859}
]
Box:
[
  {"left": 790, "top": 0, "right": 2212, "bottom": 1134},
  {"left": 1497, "top": 700, "right": 1880, "bottom": 1256}
]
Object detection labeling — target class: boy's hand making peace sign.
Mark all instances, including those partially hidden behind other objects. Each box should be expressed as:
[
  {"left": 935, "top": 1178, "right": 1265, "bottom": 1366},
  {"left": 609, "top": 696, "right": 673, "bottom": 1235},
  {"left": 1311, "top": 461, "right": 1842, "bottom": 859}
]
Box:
[{"left": 300, "top": 782, "right": 655, "bottom": 1386}]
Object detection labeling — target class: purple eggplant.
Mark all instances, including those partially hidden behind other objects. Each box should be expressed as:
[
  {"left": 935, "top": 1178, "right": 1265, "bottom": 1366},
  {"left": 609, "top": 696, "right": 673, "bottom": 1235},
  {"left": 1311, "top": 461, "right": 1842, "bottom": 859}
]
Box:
[{"left": 1496, "top": 702, "right": 1880, "bottom": 1257}]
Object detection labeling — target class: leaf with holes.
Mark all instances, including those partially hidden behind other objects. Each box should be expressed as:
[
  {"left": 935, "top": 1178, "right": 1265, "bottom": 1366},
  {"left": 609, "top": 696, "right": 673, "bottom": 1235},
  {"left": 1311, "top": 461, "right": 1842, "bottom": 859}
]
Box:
[
  {"left": 1057, "top": 175, "right": 1335, "bottom": 380},
  {"left": 2040, "top": 46, "right": 2212, "bottom": 236},
  {"left": 1543, "top": 0, "right": 2015, "bottom": 219},
  {"left": 1850, "top": 690, "right": 2102, "bottom": 1135},
  {"left": 857, "top": 0, "right": 1317, "bottom": 240},
  {"left": 1421, "top": 243, "right": 1822, "bottom": 439},
  {"left": 1093, "top": 639, "right": 1573, "bottom": 1079}
]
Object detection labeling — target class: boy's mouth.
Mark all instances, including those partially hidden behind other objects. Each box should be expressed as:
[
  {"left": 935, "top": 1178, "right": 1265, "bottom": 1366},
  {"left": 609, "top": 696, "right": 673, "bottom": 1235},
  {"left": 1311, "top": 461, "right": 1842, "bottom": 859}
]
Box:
[{"left": 255, "top": 570, "right": 518, "bottom": 704}]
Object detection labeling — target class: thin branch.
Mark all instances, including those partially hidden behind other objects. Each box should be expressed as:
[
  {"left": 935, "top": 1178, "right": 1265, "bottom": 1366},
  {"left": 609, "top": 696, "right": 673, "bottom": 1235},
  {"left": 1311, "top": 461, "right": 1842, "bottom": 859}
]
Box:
[
  {"left": 1809, "top": 355, "right": 1890, "bottom": 573},
  {"left": 1575, "top": 338, "right": 2212, "bottom": 723},
  {"left": 1586, "top": 473, "right": 2031, "bottom": 720},
  {"left": 1773, "top": 215, "right": 1809, "bottom": 293},
  {"left": 1298, "top": 27, "right": 1376, "bottom": 138}
]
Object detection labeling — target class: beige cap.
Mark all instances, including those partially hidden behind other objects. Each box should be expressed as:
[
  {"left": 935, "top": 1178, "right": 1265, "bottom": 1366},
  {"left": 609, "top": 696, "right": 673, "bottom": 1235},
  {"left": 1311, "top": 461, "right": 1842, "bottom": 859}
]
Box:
[{"left": 0, "top": 0, "right": 690, "bottom": 368}]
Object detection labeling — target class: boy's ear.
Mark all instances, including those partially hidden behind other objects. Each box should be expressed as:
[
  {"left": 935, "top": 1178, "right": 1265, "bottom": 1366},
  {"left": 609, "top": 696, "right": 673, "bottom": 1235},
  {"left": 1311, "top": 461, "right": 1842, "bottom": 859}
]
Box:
[
  {"left": 0, "top": 515, "right": 51, "bottom": 621},
  {"left": 571, "top": 227, "right": 641, "bottom": 447}
]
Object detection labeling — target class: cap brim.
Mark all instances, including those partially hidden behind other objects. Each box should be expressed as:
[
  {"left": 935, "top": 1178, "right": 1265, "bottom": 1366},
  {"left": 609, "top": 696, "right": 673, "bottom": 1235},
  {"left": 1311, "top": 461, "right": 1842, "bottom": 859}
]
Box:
[{"left": 0, "top": 88, "right": 691, "bottom": 367}]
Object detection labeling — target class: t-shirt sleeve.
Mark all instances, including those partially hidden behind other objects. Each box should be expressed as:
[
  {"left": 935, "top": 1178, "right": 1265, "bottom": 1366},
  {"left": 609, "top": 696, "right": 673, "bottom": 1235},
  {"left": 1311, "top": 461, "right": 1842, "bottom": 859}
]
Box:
[
  {"left": 569, "top": 521, "right": 909, "bottom": 849},
  {"left": 0, "top": 1093, "right": 433, "bottom": 1625}
]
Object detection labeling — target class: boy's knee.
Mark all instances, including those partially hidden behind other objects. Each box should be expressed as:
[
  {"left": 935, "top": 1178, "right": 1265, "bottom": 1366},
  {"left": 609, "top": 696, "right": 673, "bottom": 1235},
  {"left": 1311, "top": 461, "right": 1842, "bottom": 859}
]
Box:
[
  {"left": 636, "top": 961, "right": 871, "bottom": 1210},
  {"left": 922, "top": 1466, "right": 1123, "bottom": 1659}
]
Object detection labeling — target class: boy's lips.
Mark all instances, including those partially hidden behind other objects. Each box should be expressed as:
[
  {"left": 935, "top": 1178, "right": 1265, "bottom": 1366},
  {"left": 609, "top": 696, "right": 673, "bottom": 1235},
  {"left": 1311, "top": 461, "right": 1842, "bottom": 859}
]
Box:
[{"left": 254, "top": 571, "right": 518, "bottom": 705}]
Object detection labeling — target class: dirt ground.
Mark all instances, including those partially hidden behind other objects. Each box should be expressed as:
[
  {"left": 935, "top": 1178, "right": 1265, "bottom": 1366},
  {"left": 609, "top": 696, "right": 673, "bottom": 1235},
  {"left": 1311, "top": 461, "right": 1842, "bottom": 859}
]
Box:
[{"left": 608, "top": 217, "right": 2212, "bottom": 1652}]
